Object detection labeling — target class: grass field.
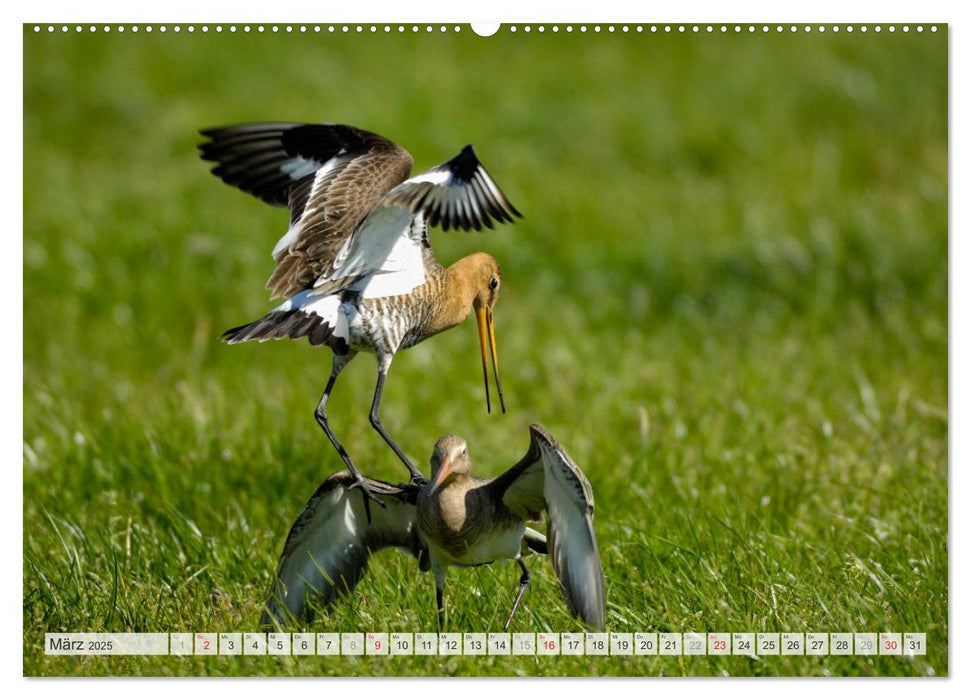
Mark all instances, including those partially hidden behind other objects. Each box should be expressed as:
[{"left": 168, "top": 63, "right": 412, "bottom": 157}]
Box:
[{"left": 23, "top": 24, "right": 947, "bottom": 676}]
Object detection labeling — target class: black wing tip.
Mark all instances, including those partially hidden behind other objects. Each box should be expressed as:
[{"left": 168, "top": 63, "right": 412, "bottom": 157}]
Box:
[
  {"left": 429, "top": 147, "right": 523, "bottom": 230},
  {"left": 197, "top": 122, "right": 289, "bottom": 145},
  {"left": 455, "top": 144, "right": 523, "bottom": 217},
  {"left": 448, "top": 144, "right": 482, "bottom": 182},
  {"left": 197, "top": 122, "right": 316, "bottom": 161},
  {"left": 198, "top": 126, "right": 223, "bottom": 141},
  {"left": 221, "top": 324, "right": 247, "bottom": 343},
  {"left": 197, "top": 131, "right": 218, "bottom": 157},
  {"left": 199, "top": 121, "right": 301, "bottom": 134}
]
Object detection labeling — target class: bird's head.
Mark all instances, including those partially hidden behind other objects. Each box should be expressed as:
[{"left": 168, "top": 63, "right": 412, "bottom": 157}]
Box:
[
  {"left": 429, "top": 435, "right": 473, "bottom": 493},
  {"left": 468, "top": 253, "right": 503, "bottom": 310},
  {"left": 467, "top": 253, "right": 505, "bottom": 414}
]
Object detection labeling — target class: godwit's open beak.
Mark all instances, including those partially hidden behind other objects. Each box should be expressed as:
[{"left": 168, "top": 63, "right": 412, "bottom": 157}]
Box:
[
  {"left": 430, "top": 457, "right": 453, "bottom": 493},
  {"left": 475, "top": 305, "right": 506, "bottom": 414}
]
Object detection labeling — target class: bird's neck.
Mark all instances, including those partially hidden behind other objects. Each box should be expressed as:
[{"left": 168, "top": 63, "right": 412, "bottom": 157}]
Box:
[
  {"left": 420, "top": 474, "right": 478, "bottom": 532},
  {"left": 422, "top": 255, "right": 482, "bottom": 337}
]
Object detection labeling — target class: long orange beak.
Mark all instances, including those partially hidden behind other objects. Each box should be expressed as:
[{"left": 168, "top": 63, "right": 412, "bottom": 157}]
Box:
[
  {"left": 475, "top": 305, "right": 505, "bottom": 414},
  {"left": 430, "top": 457, "right": 453, "bottom": 493}
]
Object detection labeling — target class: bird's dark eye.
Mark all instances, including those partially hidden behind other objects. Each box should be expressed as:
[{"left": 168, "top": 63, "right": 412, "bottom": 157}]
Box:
[{"left": 489, "top": 278, "right": 499, "bottom": 291}]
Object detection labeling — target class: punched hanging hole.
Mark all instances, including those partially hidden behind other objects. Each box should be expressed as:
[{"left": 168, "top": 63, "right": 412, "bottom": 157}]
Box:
[{"left": 471, "top": 23, "right": 501, "bottom": 37}]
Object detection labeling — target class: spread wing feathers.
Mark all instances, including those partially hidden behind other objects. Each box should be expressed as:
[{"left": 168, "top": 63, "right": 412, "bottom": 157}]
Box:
[
  {"left": 497, "top": 424, "right": 606, "bottom": 631},
  {"left": 382, "top": 145, "right": 522, "bottom": 232},
  {"left": 309, "top": 145, "right": 520, "bottom": 297},
  {"left": 261, "top": 472, "right": 425, "bottom": 629},
  {"left": 496, "top": 443, "right": 546, "bottom": 521},
  {"left": 199, "top": 122, "right": 414, "bottom": 299},
  {"left": 539, "top": 432, "right": 606, "bottom": 631}
]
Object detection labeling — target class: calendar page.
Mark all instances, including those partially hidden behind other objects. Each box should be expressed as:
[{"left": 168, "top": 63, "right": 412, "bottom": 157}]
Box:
[{"left": 22, "top": 15, "right": 947, "bottom": 679}]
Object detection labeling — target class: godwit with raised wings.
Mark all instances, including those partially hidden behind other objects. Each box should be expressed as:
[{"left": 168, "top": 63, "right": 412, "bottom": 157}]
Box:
[
  {"left": 199, "top": 123, "right": 520, "bottom": 516},
  {"left": 260, "top": 424, "right": 606, "bottom": 632}
]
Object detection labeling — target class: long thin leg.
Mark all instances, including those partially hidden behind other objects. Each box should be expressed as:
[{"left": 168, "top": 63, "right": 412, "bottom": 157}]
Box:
[
  {"left": 314, "top": 353, "right": 385, "bottom": 521},
  {"left": 434, "top": 566, "right": 447, "bottom": 631},
  {"left": 314, "top": 354, "right": 355, "bottom": 468},
  {"left": 369, "top": 365, "right": 427, "bottom": 484},
  {"left": 503, "top": 556, "right": 531, "bottom": 632}
]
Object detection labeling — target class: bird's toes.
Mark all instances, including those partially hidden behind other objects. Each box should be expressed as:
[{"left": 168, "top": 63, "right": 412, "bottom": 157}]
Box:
[{"left": 348, "top": 478, "right": 387, "bottom": 509}]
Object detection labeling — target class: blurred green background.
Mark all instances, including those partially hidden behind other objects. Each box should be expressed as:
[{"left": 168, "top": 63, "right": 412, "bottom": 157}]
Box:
[{"left": 23, "top": 24, "right": 947, "bottom": 676}]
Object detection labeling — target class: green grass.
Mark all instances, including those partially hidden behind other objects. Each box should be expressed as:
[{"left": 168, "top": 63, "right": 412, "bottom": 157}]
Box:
[{"left": 23, "top": 25, "right": 947, "bottom": 676}]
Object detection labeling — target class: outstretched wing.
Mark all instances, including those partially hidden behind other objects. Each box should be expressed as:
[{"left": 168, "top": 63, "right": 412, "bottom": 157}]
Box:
[
  {"left": 310, "top": 145, "right": 522, "bottom": 297},
  {"left": 261, "top": 472, "right": 425, "bottom": 629},
  {"left": 199, "top": 122, "right": 414, "bottom": 299},
  {"left": 382, "top": 145, "right": 521, "bottom": 232},
  {"left": 495, "top": 424, "right": 606, "bottom": 631}
]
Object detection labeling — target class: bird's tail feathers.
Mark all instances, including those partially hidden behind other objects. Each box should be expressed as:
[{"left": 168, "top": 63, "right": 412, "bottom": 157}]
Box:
[{"left": 222, "top": 292, "right": 344, "bottom": 347}]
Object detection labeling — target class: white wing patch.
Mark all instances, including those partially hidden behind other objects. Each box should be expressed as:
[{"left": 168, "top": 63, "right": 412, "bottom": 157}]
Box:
[
  {"left": 275, "top": 290, "right": 336, "bottom": 316},
  {"left": 356, "top": 221, "right": 427, "bottom": 299},
  {"left": 406, "top": 169, "right": 452, "bottom": 186},
  {"left": 279, "top": 155, "right": 323, "bottom": 180},
  {"left": 279, "top": 148, "right": 347, "bottom": 181},
  {"left": 273, "top": 290, "right": 349, "bottom": 343},
  {"left": 319, "top": 206, "right": 427, "bottom": 299}
]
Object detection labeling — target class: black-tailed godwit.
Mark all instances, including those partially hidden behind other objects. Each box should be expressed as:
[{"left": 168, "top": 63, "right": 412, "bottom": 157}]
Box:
[
  {"left": 199, "top": 123, "right": 520, "bottom": 516},
  {"left": 260, "top": 424, "right": 606, "bottom": 632}
]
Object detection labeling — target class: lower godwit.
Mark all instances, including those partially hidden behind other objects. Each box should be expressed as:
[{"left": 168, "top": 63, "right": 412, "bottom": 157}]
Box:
[
  {"left": 260, "top": 424, "right": 606, "bottom": 631},
  {"left": 199, "top": 123, "right": 520, "bottom": 517}
]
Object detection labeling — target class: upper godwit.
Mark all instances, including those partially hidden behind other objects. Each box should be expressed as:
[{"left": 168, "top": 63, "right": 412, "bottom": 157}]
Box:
[
  {"left": 199, "top": 123, "right": 520, "bottom": 516},
  {"left": 260, "top": 424, "right": 606, "bottom": 632}
]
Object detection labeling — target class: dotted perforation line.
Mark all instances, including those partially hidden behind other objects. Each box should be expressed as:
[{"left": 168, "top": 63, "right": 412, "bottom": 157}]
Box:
[
  {"left": 31, "top": 24, "right": 465, "bottom": 34},
  {"left": 31, "top": 24, "right": 939, "bottom": 35},
  {"left": 505, "top": 24, "right": 937, "bottom": 34}
]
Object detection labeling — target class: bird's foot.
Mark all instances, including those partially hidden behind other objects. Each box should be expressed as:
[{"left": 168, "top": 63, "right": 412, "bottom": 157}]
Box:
[
  {"left": 409, "top": 471, "right": 429, "bottom": 486},
  {"left": 347, "top": 476, "right": 387, "bottom": 523}
]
